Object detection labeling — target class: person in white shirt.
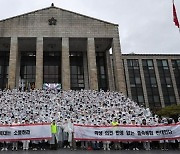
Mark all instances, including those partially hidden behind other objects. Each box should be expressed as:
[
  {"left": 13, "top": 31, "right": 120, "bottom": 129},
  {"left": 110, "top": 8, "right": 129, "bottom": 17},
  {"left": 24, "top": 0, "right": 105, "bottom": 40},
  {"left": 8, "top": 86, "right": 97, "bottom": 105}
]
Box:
[
  {"left": 141, "top": 119, "right": 150, "bottom": 151},
  {"left": 1, "top": 121, "right": 9, "bottom": 151},
  {"left": 12, "top": 118, "right": 20, "bottom": 151},
  {"left": 159, "top": 118, "right": 168, "bottom": 151},
  {"left": 67, "top": 119, "right": 75, "bottom": 150},
  {"left": 22, "top": 120, "right": 30, "bottom": 150},
  {"left": 102, "top": 121, "right": 110, "bottom": 150},
  {"left": 62, "top": 118, "right": 70, "bottom": 148}
]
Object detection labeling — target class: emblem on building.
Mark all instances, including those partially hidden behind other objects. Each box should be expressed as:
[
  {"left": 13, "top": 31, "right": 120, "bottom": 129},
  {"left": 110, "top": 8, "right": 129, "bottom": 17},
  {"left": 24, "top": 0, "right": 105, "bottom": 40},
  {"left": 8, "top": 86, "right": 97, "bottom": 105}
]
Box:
[{"left": 48, "top": 17, "right": 57, "bottom": 25}]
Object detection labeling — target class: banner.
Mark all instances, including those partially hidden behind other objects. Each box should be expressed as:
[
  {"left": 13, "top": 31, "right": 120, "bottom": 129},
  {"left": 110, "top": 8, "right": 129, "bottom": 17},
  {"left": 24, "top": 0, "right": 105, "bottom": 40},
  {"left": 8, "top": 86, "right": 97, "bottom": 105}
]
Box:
[
  {"left": 0, "top": 123, "right": 51, "bottom": 141},
  {"left": 43, "top": 83, "right": 61, "bottom": 90},
  {"left": 74, "top": 124, "right": 180, "bottom": 141}
]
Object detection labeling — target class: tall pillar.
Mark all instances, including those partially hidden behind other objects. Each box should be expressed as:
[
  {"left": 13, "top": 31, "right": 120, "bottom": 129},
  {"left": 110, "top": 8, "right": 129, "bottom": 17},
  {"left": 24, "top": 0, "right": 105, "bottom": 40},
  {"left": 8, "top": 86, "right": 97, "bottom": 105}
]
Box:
[
  {"left": 8, "top": 37, "right": 18, "bottom": 89},
  {"left": 168, "top": 59, "right": 180, "bottom": 105},
  {"left": 61, "top": 38, "right": 70, "bottom": 90},
  {"left": 35, "top": 37, "right": 43, "bottom": 89},
  {"left": 153, "top": 59, "right": 165, "bottom": 108},
  {"left": 87, "top": 38, "right": 98, "bottom": 90},
  {"left": 112, "top": 32, "right": 126, "bottom": 94},
  {"left": 106, "top": 50, "right": 115, "bottom": 91},
  {"left": 139, "top": 59, "right": 149, "bottom": 108}
]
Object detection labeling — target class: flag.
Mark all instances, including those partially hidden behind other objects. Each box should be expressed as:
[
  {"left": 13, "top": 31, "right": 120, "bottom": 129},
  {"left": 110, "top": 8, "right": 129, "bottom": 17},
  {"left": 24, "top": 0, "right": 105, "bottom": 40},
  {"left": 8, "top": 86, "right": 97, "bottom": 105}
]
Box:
[{"left": 173, "top": 2, "right": 180, "bottom": 28}]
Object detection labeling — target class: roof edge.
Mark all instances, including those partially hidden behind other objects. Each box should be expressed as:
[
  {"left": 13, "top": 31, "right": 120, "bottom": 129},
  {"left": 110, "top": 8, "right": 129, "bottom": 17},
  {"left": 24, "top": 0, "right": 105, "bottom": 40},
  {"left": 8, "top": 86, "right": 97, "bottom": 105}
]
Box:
[{"left": 0, "top": 5, "right": 118, "bottom": 26}]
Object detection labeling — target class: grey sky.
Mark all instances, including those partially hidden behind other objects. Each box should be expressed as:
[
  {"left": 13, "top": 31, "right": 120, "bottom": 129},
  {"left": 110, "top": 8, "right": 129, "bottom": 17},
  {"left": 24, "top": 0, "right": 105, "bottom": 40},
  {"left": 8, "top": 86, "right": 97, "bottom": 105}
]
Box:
[{"left": 0, "top": 0, "right": 180, "bottom": 54}]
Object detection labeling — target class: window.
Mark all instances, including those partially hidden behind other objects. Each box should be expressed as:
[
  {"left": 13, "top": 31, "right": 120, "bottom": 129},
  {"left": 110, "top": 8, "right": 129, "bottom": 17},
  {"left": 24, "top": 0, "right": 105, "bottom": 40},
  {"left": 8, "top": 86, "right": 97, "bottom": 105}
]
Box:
[
  {"left": 169, "top": 96, "right": 176, "bottom": 103},
  {"left": 44, "top": 66, "right": 59, "bottom": 83},
  {"left": 154, "top": 96, "right": 160, "bottom": 103},
  {"left": 138, "top": 95, "right": 144, "bottom": 103},
  {"left": 135, "top": 77, "right": 141, "bottom": 84},
  {"left": 162, "top": 60, "right": 168, "bottom": 67},
  {"left": 96, "top": 52, "right": 108, "bottom": 91},
  {"left": 147, "top": 60, "right": 153, "bottom": 67},
  {"left": 143, "top": 59, "right": 160, "bottom": 108},
  {"left": 127, "top": 59, "right": 139, "bottom": 67},
  {"left": 43, "top": 51, "right": 60, "bottom": 83},
  {"left": 157, "top": 59, "right": 176, "bottom": 106},
  {"left": 177, "top": 60, "right": 180, "bottom": 67},
  {"left": 172, "top": 60, "right": 180, "bottom": 97},
  {"left": 20, "top": 52, "right": 36, "bottom": 85},
  {"left": 127, "top": 59, "right": 144, "bottom": 105},
  {"left": 0, "top": 51, "right": 9, "bottom": 89},
  {"left": 70, "top": 52, "right": 85, "bottom": 90},
  {"left": 150, "top": 77, "right": 156, "bottom": 84},
  {"left": 165, "top": 77, "right": 171, "bottom": 85}
]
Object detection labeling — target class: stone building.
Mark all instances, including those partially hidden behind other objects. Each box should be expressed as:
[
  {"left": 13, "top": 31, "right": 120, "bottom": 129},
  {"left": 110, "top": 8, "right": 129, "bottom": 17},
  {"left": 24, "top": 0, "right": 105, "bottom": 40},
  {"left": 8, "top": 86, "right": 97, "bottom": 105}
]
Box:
[{"left": 0, "top": 4, "right": 179, "bottom": 108}]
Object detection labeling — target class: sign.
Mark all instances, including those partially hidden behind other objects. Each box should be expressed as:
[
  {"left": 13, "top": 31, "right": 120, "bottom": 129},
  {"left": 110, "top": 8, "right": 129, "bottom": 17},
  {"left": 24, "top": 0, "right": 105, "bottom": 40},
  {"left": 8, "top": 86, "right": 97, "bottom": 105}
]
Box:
[
  {"left": 43, "top": 83, "right": 61, "bottom": 90},
  {"left": 0, "top": 123, "right": 51, "bottom": 141},
  {"left": 74, "top": 124, "right": 180, "bottom": 141}
]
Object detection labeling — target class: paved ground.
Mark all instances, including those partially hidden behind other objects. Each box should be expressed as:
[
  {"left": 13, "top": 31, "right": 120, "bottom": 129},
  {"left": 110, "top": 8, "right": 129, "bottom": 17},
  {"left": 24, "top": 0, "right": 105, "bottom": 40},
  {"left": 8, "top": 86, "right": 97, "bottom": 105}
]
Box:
[{"left": 0, "top": 149, "right": 180, "bottom": 154}]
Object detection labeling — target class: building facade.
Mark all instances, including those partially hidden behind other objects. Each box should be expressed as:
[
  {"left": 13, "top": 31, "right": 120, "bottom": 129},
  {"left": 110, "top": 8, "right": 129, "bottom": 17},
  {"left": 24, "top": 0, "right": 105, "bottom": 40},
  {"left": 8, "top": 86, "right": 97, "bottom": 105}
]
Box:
[
  {"left": 122, "top": 54, "right": 180, "bottom": 109},
  {"left": 0, "top": 4, "right": 126, "bottom": 94},
  {"left": 0, "top": 5, "right": 179, "bottom": 109}
]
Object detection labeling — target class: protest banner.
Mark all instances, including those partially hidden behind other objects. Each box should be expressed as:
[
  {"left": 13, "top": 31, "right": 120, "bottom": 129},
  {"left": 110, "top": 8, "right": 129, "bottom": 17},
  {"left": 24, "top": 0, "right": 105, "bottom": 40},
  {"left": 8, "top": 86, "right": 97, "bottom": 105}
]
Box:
[
  {"left": 74, "top": 124, "right": 180, "bottom": 141},
  {"left": 0, "top": 123, "right": 51, "bottom": 141}
]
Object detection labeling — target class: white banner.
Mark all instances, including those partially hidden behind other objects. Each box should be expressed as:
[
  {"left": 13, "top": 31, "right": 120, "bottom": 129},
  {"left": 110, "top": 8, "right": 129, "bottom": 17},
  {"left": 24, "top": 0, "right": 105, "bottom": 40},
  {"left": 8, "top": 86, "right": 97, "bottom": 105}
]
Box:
[
  {"left": 0, "top": 123, "right": 51, "bottom": 141},
  {"left": 74, "top": 124, "right": 180, "bottom": 141}
]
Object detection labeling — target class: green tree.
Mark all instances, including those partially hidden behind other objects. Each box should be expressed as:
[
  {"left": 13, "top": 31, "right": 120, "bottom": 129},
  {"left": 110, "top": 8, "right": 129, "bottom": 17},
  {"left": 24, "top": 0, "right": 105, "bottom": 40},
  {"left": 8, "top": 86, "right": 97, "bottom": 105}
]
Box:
[{"left": 156, "top": 104, "right": 180, "bottom": 121}]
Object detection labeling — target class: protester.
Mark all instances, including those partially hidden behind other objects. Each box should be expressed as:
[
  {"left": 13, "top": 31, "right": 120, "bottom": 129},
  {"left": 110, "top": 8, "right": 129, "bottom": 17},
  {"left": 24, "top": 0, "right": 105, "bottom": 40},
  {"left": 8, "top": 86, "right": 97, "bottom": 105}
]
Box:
[
  {"left": 141, "top": 119, "right": 150, "bottom": 151},
  {"left": 159, "top": 118, "right": 169, "bottom": 151},
  {"left": 67, "top": 119, "right": 74, "bottom": 150},
  {"left": 12, "top": 118, "right": 19, "bottom": 151},
  {"left": 103, "top": 121, "right": 111, "bottom": 150},
  {"left": 111, "top": 118, "right": 121, "bottom": 150},
  {"left": 1, "top": 121, "right": 10, "bottom": 151},
  {"left": 22, "top": 120, "right": 30, "bottom": 150},
  {"left": 50, "top": 120, "right": 58, "bottom": 150},
  {"left": 0, "top": 88, "right": 179, "bottom": 150}
]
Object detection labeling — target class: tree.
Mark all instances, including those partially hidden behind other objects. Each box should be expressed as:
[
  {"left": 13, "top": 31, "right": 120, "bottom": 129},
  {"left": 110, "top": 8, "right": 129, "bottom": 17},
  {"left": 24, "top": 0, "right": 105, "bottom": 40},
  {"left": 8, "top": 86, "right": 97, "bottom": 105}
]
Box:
[{"left": 156, "top": 104, "right": 180, "bottom": 122}]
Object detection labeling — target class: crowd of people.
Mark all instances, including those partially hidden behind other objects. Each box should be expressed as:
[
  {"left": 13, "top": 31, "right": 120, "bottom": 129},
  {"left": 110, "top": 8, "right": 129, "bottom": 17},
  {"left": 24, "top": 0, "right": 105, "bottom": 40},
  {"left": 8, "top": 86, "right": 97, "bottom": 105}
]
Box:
[{"left": 0, "top": 88, "right": 179, "bottom": 151}]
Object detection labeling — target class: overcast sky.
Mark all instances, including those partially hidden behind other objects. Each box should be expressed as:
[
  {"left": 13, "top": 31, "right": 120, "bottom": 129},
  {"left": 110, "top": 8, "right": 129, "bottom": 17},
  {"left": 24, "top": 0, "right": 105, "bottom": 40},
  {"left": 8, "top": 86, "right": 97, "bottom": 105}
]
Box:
[{"left": 0, "top": 0, "right": 180, "bottom": 54}]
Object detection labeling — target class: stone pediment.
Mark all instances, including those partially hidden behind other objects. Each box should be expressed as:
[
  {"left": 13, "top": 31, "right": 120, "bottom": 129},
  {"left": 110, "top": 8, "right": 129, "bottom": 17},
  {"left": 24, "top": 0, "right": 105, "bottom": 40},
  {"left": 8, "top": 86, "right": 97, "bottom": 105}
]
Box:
[
  {"left": 0, "top": 4, "right": 118, "bottom": 37},
  {"left": 0, "top": 5, "right": 117, "bottom": 26}
]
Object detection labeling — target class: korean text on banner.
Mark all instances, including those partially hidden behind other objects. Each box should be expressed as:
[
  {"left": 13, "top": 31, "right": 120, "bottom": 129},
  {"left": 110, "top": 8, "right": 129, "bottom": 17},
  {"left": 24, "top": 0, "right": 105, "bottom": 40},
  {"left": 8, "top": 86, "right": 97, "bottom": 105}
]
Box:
[
  {"left": 74, "top": 124, "right": 180, "bottom": 141},
  {"left": 0, "top": 123, "right": 51, "bottom": 141}
]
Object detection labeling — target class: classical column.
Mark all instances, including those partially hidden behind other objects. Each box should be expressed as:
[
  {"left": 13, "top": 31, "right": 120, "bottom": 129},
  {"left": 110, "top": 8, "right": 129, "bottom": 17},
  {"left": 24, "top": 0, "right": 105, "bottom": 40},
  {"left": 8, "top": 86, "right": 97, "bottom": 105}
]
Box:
[
  {"left": 8, "top": 37, "right": 18, "bottom": 89},
  {"left": 112, "top": 33, "right": 126, "bottom": 94},
  {"left": 139, "top": 59, "right": 149, "bottom": 108},
  {"left": 61, "top": 38, "right": 70, "bottom": 90},
  {"left": 106, "top": 50, "right": 115, "bottom": 91},
  {"left": 168, "top": 59, "right": 180, "bottom": 105},
  {"left": 35, "top": 37, "right": 43, "bottom": 89},
  {"left": 87, "top": 38, "right": 98, "bottom": 90},
  {"left": 123, "top": 59, "right": 132, "bottom": 98},
  {"left": 153, "top": 59, "right": 165, "bottom": 108}
]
